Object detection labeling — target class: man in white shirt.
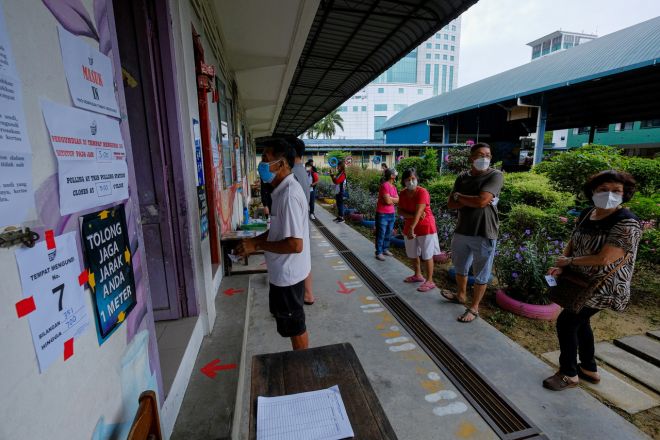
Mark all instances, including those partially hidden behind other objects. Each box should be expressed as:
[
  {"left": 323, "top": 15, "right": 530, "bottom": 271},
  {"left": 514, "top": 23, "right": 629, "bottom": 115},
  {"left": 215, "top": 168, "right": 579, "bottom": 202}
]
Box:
[{"left": 237, "top": 138, "right": 311, "bottom": 350}]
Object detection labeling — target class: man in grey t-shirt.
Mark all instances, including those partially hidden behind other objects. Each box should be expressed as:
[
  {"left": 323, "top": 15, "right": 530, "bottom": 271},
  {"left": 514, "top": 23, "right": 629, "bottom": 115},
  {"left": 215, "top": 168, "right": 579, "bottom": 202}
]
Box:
[{"left": 443, "top": 143, "right": 503, "bottom": 323}]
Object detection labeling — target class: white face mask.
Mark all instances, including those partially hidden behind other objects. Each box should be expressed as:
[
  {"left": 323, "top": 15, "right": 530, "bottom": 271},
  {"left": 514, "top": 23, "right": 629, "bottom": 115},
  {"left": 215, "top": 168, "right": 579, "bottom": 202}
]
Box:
[
  {"left": 473, "top": 158, "right": 490, "bottom": 171},
  {"left": 592, "top": 191, "right": 622, "bottom": 209},
  {"left": 405, "top": 179, "right": 417, "bottom": 191}
]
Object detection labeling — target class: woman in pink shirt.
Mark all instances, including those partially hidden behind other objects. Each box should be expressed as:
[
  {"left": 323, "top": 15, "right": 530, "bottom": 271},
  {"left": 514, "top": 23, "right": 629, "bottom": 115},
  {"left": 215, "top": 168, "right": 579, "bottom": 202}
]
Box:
[{"left": 375, "top": 168, "right": 399, "bottom": 260}]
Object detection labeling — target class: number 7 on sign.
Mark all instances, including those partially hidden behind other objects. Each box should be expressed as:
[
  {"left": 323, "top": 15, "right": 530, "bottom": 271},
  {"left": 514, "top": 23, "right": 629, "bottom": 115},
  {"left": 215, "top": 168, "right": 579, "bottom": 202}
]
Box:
[{"left": 52, "top": 283, "right": 65, "bottom": 312}]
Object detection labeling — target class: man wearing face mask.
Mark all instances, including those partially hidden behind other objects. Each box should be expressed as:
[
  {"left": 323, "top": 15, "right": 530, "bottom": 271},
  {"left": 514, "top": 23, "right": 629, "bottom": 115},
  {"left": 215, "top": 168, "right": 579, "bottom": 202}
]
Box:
[
  {"left": 236, "top": 138, "right": 310, "bottom": 350},
  {"left": 443, "top": 143, "right": 503, "bottom": 323}
]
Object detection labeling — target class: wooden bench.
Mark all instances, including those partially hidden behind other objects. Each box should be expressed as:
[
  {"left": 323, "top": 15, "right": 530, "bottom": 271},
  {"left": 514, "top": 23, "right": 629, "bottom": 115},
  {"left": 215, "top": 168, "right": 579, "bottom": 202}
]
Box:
[{"left": 249, "top": 343, "right": 398, "bottom": 439}]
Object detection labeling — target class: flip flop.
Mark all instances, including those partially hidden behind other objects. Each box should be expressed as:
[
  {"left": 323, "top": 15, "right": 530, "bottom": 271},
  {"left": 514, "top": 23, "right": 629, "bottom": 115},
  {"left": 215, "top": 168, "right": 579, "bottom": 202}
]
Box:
[
  {"left": 417, "top": 281, "right": 436, "bottom": 292},
  {"left": 457, "top": 308, "right": 479, "bottom": 323},
  {"left": 440, "top": 289, "right": 465, "bottom": 304},
  {"left": 404, "top": 275, "right": 425, "bottom": 283}
]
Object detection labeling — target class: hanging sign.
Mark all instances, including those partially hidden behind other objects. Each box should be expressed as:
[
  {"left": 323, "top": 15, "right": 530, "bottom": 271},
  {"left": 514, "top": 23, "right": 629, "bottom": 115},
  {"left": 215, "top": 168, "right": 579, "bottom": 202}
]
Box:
[
  {"left": 15, "top": 231, "right": 90, "bottom": 372},
  {"left": 81, "top": 204, "right": 136, "bottom": 343},
  {"left": 328, "top": 157, "right": 338, "bottom": 168},
  {"left": 345, "top": 156, "right": 353, "bottom": 166},
  {"left": 41, "top": 99, "right": 129, "bottom": 215},
  {"left": 372, "top": 155, "right": 382, "bottom": 165},
  {"left": 57, "top": 26, "right": 120, "bottom": 118}
]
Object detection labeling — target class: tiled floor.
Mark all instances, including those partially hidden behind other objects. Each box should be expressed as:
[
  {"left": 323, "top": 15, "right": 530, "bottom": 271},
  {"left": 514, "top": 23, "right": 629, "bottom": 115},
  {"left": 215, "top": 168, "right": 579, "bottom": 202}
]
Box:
[{"left": 156, "top": 317, "right": 198, "bottom": 397}]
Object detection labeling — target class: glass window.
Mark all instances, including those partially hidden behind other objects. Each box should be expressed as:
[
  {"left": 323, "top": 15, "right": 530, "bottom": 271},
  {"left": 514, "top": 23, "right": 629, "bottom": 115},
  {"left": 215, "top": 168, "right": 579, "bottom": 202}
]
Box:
[
  {"left": 441, "top": 64, "right": 447, "bottom": 94},
  {"left": 551, "top": 36, "right": 562, "bottom": 52},
  {"left": 452, "top": 25, "right": 456, "bottom": 31},
  {"left": 451, "top": 45, "right": 455, "bottom": 51},
  {"left": 641, "top": 119, "right": 660, "bottom": 128},
  {"left": 361, "top": 106, "right": 366, "bottom": 112},
  {"left": 374, "top": 116, "right": 387, "bottom": 140},
  {"left": 435, "top": 34, "right": 441, "bottom": 39},
  {"left": 434, "top": 54, "right": 440, "bottom": 59},
  {"left": 374, "top": 104, "right": 387, "bottom": 111},
  {"left": 449, "top": 65, "right": 454, "bottom": 92},
  {"left": 338, "top": 106, "right": 347, "bottom": 112},
  {"left": 426, "top": 43, "right": 432, "bottom": 49},
  {"left": 451, "top": 35, "right": 456, "bottom": 41},
  {"left": 577, "top": 127, "right": 590, "bottom": 135},
  {"left": 373, "top": 48, "right": 417, "bottom": 84},
  {"left": 444, "top": 34, "right": 449, "bottom": 40},
  {"left": 398, "top": 88, "right": 404, "bottom": 94},
  {"left": 393, "top": 104, "right": 408, "bottom": 111},
  {"left": 417, "top": 89, "right": 423, "bottom": 95},
  {"left": 435, "top": 44, "right": 441, "bottom": 49},
  {"left": 443, "top": 54, "right": 448, "bottom": 60},
  {"left": 352, "top": 106, "right": 358, "bottom": 112},
  {"left": 425, "top": 64, "right": 431, "bottom": 85},
  {"left": 595, "top": 125, "right": 609, "bottom": 133},
  {"left": 426, "top": 53, "right": 431, "bottom": 59},
  {"left": 434, "top": 64, "right": 440, "bottom": 96},
  {"left": 542, "top": 40, "right": 551, "bottom": 55},
  {"left": 443, "top": 44, "right": 448, "bottom": 50},
  {"left": 619, "top": 121, "right": 634, "bottom": 130},
  {"left": 532, "top": 44, "right": 541, "bottom": 59},
  {"left": 450, "top": 55, "right": 454, "bottom": 61},
  {"left": 377, "top": 87, "right": 384, "bottom": 93}
]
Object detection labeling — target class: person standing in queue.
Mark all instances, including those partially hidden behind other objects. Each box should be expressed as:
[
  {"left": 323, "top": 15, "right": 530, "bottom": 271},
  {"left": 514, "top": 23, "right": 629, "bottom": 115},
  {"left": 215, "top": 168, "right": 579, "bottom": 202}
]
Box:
[
  {"left": 330, "top": 160, "right": 347, "bottom": 223},
  {"left": 237, "top": 138, "right": 310, "bottom": 350},
  {"left": 306, "top": 159, "right": 319, "bottom": 221},
  {"left": 375, "top": 168, "right": 399, "bottom": 261}
]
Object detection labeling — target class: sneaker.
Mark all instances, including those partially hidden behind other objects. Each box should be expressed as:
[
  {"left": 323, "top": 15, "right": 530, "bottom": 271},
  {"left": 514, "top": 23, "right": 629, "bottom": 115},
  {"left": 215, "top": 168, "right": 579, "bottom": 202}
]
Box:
[
  {"left": 375, "top": 254, "right": 386, "bottom": 261},
  {"left": 383, "top": 250, "right": 394, "bottom": 256},
  {"left": 310, "top": 213, "right": 316, "bottom": 220},
  {"left": 337, "top": 218, "right": 345, "bottom": 223}
]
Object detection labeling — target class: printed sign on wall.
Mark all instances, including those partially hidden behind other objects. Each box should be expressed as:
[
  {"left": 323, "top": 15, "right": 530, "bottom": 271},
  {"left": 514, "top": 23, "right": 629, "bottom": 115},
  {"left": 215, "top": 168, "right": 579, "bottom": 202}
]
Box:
[
  {"left": 57, "top": 26, "right": 120, "bottom": 118},
  {"left": 41, "top": 99, "right": 129, "bottom": 215},
  {"left": 81, "top": 204, "right": 136, "bottom": 343},
  {"left": 15, "top": 231, "right": 90, "bottom": 372}
]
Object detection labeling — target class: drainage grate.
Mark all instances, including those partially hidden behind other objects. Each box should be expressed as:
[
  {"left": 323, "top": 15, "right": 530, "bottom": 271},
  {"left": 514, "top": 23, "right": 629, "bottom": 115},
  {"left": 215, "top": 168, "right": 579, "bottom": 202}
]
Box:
[{"left": 313, "top": 217, "right": 547, "bottom": 440}]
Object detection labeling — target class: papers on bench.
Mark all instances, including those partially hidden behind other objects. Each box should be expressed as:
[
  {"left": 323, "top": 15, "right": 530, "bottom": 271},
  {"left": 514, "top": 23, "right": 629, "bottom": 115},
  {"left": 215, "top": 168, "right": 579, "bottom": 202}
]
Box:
[{"left": 257, "top": 385, "right": 354, "bottom": 440}]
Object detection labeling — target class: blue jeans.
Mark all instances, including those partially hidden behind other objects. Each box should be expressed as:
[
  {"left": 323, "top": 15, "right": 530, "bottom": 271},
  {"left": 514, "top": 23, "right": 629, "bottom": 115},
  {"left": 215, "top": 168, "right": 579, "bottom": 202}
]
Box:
[{"left": 375, "top": 213, "right": 395, "bottom": 255}]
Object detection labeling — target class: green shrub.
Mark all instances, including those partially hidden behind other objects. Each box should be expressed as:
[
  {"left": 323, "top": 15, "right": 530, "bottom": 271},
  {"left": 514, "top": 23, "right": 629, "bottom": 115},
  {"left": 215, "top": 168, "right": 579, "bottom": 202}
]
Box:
[
  {"left": 499, "top": 173, "right": 574, "bottom": 215},
  {"left": 344, "top": 185, "right": 375, "bottom": 219},
  {"left": 315, "top": 180, "right": 334, "bottom": 198},
  {"left": 534, "top": 144, "right": 625, "bottom": 197},
  {"left": 346, "top": 166, "right": 382, "bottom": 194},
  {"left": 326, "top": 150, "right": 349, "bottom": 164},
  {"left": 501, "top": 204, "right": 572, "bottom": 240},
  {"left": 445, "top": 147, "right": 471, "bottom": 174},
  {"left": 426, "top": 174, "right": 456, "bottom": 211},
  {"left": 396, "top": 147, "right": 439, "bottom": 184},
  {"left": 623, "top": 156, "right": 660, "bottom": 196},
  {"left": 638, "top": 228, "right": 660, "bottom": 265},
  {"left": 625, "top": 193, "right": 660, "bottom": 222}
]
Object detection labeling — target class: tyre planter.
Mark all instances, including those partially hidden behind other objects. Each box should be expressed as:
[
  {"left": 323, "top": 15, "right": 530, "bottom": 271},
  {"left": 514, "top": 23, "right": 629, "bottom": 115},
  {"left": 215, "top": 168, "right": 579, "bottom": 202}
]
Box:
[
  {"left": 390, "top": 235, "right": 405, "bottom": 248},
  {"left": 344, "top": 208, "right": 356, "bottom": 215},
  {"left": 447, "top": 266, "right": 493, "bottom": 286},
  {"left": 433, "top": 251, "right": 451, "bottom": 264},
  {"left": 322, "top": 198, "right": 336, "bottom": 205},
  {"left": 348, "top": 213, "right": 364, "bottom": 222},
  {"left": 495, "top": 289, "right": 561, "bottom": 321},
  {"left": 360, "top": 219, "right": 376, "bottom": 228}
]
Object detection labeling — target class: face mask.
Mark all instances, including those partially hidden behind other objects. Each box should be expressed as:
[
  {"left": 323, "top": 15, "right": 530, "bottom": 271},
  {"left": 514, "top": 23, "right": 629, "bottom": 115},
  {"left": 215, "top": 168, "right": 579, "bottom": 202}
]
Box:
[
  {"left": 258, "top": 159, "right": 280, "bottom": 183},
  {"left": 592, "top": 191, "right": 622, "bottom": 209},
  {"left": 405, "top": 179, "right": 417, "bottom": 191},
  {"left": 306, "top": 167, "right": 311, "bottom": 172},
  {"left": 473, "top": 158, "right": 490, "bottom": 171}
]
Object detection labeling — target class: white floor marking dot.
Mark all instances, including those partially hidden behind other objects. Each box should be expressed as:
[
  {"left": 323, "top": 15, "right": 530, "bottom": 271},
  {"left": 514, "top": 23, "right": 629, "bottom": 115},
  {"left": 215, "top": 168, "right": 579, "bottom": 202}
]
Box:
[
  {"left": 389, "top": 343, "right": 416, "bottom": 352},
  {"left": 385, "top": 336, "right": 409, "bottom": 344},
  {"left": 366, "top": 296, "right": 375, "bottom": 300},
  {"left": 432, "top": 402, "right": 468, "bottom": 417},
  {"left": 360, "top": 304, "right": 381, "bottom": 309},
  {"left": 424, "top": 390, "right": 457, "bottom": 403},
  {"left": 427, "top": 372, "right": 442, "bottom": 381},
  {"left": 363, "top": 308, "right": 385, "bottom": 313},
  {"left": 389, "top": 326, "right": 399, "bottom": 331}
]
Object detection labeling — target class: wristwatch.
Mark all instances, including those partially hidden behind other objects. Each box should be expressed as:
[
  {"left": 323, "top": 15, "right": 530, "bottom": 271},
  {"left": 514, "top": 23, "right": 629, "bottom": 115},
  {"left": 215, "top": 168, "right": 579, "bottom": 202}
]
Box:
[{"left": 453, "top": 192, "right": 460, "bottom": 202}]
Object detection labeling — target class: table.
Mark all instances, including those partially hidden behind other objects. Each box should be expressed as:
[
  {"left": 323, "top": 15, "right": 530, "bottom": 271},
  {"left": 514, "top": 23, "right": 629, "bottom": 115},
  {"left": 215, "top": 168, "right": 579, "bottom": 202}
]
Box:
[
  {"left": 220, "top": 230, "right": 258, "bottom": 276},
  {"left": 249, "top": 343, "right": 398, "bottom": 439}
]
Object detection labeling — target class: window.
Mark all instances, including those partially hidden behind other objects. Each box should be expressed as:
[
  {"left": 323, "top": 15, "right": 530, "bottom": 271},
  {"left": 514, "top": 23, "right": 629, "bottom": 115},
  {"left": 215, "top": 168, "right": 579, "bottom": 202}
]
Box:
[
  {"left": 443, "top": 44, "right": 448, "bottom": 50},
  {"left": 398, "top": 88, "right": 404, "bottom": 94},
  {"left": 451, "top": 35, "right": 456, "bottom": 41},
  {"left": 576, "top": 127, "right": 590, "bottom": 135},
  {"left": 441, "top": 64, "right": 447, "bottom": 94},
  {"left": 374, "top": 104, "right": 387, "bottom": 111},
  {"left": 443, "top": 54, "right": 447, "bottom": 60},
  {"left": 532, "top": 44, "right": 541, "bottom": 59},
  {"left": 425, "top": 64, "right": 431, "bottom": 84},
  {"left": 426, "top": 53, "right": 431, "bottom": 59},
  {"left": 616, "top": 121, "right": 634, "bottom": 131},
  {"left": 434, "top": 54, "right": 440, "bottom": 59},
  {"left": 449, "top": 66, "right": 454, "bottom": 92},
  {"left": 338, "top": 106, "right": 347, "bottom": 112},
  {"left": 417, "top": 89, "right": 423, "bottom": 95},
  {"left": 393, "top": 104, "right": 408, "bottom": 111},
  {"left": 452, "top": 25, "right": 456, "bottom": 31},
  {"left": 374, "top": 116, "right": 387, "bottom": 140},
  {"left": 595, "top": 125, "right": 609, "bottom": 133},
  {"left": 377, "top": 87, "right": 384, "bottom": 93},
  {"left": 352, "top": 106, "right": 358, "bottom": 112},
  {"left": 542, "top": 40, "right": 551, "bottom": 55},
  {"left": 641, "top": 119, "right": 660, "bottom": 128},
  {"left": 450, "top": 45, "right": 455, "bottom": 51},
  {"left": 434, "top": 64, "right": 440, "bottom": 96},
  {"left": 373, "top": 48, "right": 417, "bottom": 84},
  {"left": 426, "top": 43, "right": 432, "bottom": 48},
  {"left": 450, "top": 56, "right": 454, "bottom": 61},
  {"left": 563, "top": 34, "right": 574, "bottom": 49},
  {"left": 435, "top": 44, "right": 441, "bottom": 49},
  {"left": 551, "top": 36, "right": 562, "bottom": 52},
  {"left": 435, "top": 34, "right": 441, "bottom": 39},
  {"left": 444, "top": 34, "right": 449, "bottom": 40},
  {"left": 361, "top": 106, "right": 366, "bottom": 112}
]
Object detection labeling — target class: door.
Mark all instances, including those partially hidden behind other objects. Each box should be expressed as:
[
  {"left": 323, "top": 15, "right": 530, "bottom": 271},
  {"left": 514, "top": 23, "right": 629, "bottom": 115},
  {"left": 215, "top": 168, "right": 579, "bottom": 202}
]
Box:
[{"left": 114, "top": 0, "right": 187, "bottom": 320}]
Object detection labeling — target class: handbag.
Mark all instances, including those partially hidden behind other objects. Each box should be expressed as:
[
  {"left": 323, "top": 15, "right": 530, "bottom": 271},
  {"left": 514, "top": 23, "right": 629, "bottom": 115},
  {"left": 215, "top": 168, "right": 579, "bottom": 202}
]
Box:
[{"left": 549, "top": 210, "right": 631, "bottom": 312}]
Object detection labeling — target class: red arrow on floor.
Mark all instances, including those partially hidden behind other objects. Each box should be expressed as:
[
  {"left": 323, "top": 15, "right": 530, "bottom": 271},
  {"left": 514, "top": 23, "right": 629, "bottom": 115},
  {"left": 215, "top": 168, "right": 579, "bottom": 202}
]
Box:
[
  {"left": 336, "top": 281, "right": 355, "bottom": 294},
  {"left": 223, "top": 287, "right": 245, "bottom": 296},
  {"left": 200, "top": 359, "right": 237, "bottom": 378}
]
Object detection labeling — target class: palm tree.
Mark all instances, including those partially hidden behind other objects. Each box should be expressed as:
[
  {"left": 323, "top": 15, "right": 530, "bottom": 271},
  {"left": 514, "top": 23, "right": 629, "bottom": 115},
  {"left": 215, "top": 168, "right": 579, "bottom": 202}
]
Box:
[{"left": 317, "top": 109, "right": 344, "bottom": 139}]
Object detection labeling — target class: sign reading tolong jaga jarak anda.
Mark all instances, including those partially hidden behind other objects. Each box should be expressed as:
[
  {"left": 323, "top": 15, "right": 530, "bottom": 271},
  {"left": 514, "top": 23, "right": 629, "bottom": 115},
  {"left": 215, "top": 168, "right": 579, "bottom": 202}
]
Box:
[{"left": 81, "top": 204, "right": 136, "bottom": 343}]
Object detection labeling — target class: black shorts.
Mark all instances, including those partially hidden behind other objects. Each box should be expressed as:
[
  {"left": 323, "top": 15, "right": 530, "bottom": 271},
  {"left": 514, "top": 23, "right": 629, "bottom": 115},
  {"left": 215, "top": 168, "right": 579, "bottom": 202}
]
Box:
[{"left": 269, "top": 280, "right": 306, "bottom": 337}]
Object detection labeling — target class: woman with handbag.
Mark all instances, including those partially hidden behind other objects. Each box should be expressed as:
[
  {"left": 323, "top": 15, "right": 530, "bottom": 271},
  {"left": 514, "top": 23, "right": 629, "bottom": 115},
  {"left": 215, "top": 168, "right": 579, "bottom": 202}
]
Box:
[{"left": 543, "top": 170, "right": 641, "bottom": 391}]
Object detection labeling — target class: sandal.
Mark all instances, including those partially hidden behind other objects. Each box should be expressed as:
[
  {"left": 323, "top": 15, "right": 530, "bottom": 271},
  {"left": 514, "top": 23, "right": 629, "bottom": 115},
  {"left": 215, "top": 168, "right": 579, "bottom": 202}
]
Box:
[
  {"left": 440, "top": 289, "right": 465, "bottom": 304},
  {"left": 417, "top": 281, "right": 436, "bottom": 292},
  {"left": 577, "top": 365, "right": 600, "bottom": 384},
  {"left": 543, "top": 372, "right": 578, "bottom": 391},
  {"left": 457, "top": 308, "right": 479, "bottom": 323},
  {"left": 404, "top": 275, "right": 425, "bottom": 283}
]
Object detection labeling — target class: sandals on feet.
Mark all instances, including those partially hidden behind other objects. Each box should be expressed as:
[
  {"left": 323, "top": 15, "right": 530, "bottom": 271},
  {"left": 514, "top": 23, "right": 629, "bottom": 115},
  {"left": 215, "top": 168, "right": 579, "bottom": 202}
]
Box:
[
  {"left": 404, "top": 275, "right": 425, "bottom": 283},
  {"left": 543, "top": 372, "right": 579, "bottom": 391},
  {"left": 417, "top": 281, "right": 436, "bottom": 292},
  {"left": 440, "top": 289, "right": 465, "bottom": 304},
  {"left": 457, "top": 308, "right": 479, "bottom": 323}
]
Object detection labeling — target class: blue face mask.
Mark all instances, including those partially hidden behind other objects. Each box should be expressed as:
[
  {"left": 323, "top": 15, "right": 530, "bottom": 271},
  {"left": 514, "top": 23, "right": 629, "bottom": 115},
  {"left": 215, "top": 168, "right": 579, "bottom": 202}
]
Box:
[{"left": 258, "top": 159, "right": 281, "bottom": 183}]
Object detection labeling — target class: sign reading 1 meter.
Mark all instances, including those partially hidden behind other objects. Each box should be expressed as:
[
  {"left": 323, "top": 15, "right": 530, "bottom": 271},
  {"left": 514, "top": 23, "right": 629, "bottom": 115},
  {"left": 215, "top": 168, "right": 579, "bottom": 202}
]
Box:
[{"left": 81, "top": 204, "right": 136, "bottom": 343}]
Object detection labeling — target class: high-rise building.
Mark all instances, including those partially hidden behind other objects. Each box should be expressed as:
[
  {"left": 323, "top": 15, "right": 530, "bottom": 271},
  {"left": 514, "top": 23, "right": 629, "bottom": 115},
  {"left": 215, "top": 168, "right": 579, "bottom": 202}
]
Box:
[
  {"left": 527, "top": 30, "right": 597, "bottom": 60},
  {"left": 328, "top": 17, "right": 461, "bottom": 140}
]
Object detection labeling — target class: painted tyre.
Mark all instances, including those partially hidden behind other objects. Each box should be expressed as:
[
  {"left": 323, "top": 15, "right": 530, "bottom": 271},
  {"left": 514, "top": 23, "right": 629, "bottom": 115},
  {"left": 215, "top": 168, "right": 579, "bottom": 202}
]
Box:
[
  {"left": 495, "top": 289, "right": 561, "bottom": 321},
  {"left": 344, "top": 208, "right": 356, "bottom": 215},
  {"left": 361, "top": 219, "right": 376, "bottom": 228},
  {"left": 447, "top": 266, "right": 493, "bottom": 286},
  {"left": 390, "top": 235, "right": 405, "bottom": 248},
  {"left": 348, "top": 213, "right": 364, "bottom": 222}
]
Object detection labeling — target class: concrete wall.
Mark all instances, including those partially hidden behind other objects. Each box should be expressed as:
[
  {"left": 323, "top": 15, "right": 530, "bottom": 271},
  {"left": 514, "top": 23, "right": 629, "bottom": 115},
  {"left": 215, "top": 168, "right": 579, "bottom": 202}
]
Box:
[{"left": 0, "top": 1, "right": 161, "bottom": 439}]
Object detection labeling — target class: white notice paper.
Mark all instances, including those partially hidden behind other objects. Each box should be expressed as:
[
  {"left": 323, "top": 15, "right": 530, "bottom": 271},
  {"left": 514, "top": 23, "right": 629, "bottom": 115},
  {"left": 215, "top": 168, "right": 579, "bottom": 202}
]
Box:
[
  {"left": 0, "top": 150, "right": 33, "bottom": 226},
  {"left": 257, "top": 385, "right": 354, "bottom": 440},
  {"left": 15, "top": 231, "right": 90, "bottom": 373},
  {"left": 57, "top": 26, "right": 120, "bottom": 118},
  {"left": 0, "top": 4, "right": 18, "bottom": 77},
  {"left": 41, "top": 99, "right": 129, "bottom": 215}
]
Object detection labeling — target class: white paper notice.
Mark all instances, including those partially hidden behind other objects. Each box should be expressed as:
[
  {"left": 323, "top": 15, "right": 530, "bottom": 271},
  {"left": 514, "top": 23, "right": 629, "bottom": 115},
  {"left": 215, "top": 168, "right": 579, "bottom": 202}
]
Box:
[
  {"left": 0, "top": 151, "right": 33, "bottom": 226},
  {"left": 41, "top": 99, "right": 128, "bottom": 215},
  {"left": 257, "top": 385, "right": 354, "bottom": 440},
  {"left": 58, "top": 26, "right": 120, "bottom": 118},
  {"left": 0, "top": 4, "right": 18, "bottom": 77},
  {"left": 15, "top": 231, "right": 90, "bottom": 373},
  {"left": 211, "top": 122, "right": 220, "bottom": 167}
]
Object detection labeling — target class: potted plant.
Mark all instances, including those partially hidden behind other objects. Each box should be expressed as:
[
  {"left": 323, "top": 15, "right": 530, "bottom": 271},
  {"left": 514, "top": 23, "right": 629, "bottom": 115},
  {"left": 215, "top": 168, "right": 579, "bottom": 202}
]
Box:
[{"left": 493, "top": 230, "right": 563, "bottom": 320}]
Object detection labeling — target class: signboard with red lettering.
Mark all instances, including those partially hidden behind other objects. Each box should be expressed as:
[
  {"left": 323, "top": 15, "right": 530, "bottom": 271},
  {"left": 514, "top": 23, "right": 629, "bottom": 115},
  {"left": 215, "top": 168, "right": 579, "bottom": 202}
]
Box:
[
  {"left": 41, "top": 99, "right": 129, "bottom": 214},
  {"left": 81, "top": 205, "right": 136, "bottom": 344},
  {"left": 57, "top": 26, "right": 120, "bottom": 118}
]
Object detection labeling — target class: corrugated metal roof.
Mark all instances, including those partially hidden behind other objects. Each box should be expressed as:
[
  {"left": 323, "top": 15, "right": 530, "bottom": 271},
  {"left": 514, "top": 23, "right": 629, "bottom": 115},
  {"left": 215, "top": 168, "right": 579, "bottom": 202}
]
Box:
[{"left": 381, "top": 16, "right": 660, "bottom": 132}]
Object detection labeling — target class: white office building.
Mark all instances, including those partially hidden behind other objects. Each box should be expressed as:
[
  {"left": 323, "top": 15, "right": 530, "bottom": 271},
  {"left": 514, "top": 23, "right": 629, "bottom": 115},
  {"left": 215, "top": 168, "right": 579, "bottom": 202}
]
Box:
[{"left": 329, "top": 17, "right": 462, "bottom": 140}]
